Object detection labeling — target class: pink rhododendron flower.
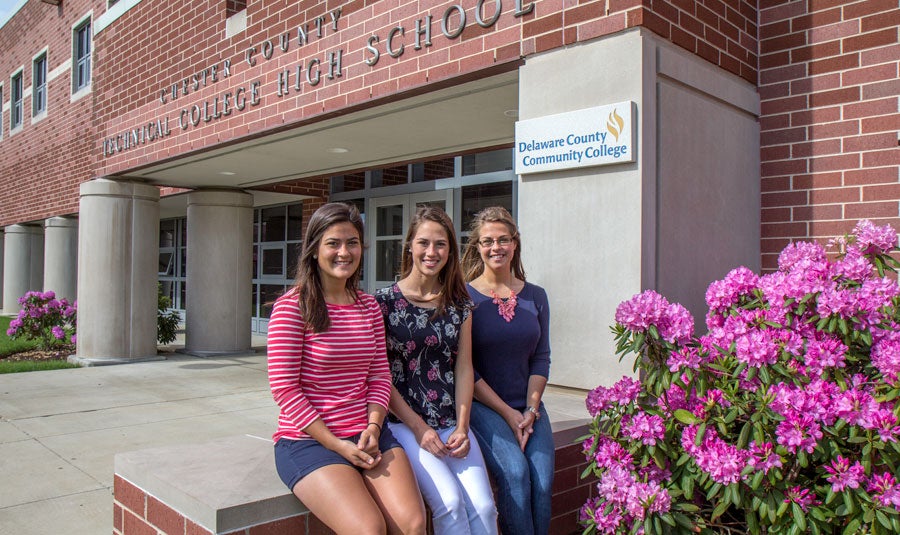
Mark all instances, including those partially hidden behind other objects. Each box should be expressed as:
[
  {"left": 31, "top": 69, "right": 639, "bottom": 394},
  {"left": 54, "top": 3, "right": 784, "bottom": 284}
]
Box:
[
  {"left": 622, "top": 413, "right": 665, "bottom": 446},
  {"left": 803, "top": 335, "right": 847, "bottom": 374},
  {"left": 585, "top": 376, "right": 641, "bottom": 416},
  {"left": 783, "top": 486, "right": 817, "bottom": 512},
  {"left": 824, "top": 456, "right": 865, "bottom": 492},
  {"left": 735, "top": 329, "right": 779, "bottom": 367},
  {"left": 666, "top": 346, "right": 702, "bottom": 372},
  {"left": 852, "top": 220, "right": 898, "bottom": 256},
  {"left": 705, "top": 266, "right": 759, "bottom": 312},
  {"left": 775, "top": 413, "right": 822, "bottom": 454},
  {"left": 868, "top": 472, "right": 900, "bottom": 509},
  {"left": 872, "top": 330, "right": 900, "bottom": 383},
  {"left": 748, "top": 441, "right": 782, "bottom": 473}
]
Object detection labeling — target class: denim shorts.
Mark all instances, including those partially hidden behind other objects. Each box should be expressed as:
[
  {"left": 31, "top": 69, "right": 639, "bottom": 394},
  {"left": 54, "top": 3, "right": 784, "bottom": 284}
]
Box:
[{"left": 274, "top": 426, "right": 402, "bottom": 491}]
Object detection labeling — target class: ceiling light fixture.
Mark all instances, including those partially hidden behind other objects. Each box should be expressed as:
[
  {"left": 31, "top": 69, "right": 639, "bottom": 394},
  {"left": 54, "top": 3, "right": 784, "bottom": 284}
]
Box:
[{"left": 327, "top": 147, "right": 349, "bottom": 153}]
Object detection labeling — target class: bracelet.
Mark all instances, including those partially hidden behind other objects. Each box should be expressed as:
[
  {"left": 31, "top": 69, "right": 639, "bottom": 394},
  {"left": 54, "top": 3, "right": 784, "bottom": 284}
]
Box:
[
  {"left": 526, "top": 406, "right": 541, "bottom": 420},
  {"left": 367, "top": 422, "right": 382, "bottom": 432}
]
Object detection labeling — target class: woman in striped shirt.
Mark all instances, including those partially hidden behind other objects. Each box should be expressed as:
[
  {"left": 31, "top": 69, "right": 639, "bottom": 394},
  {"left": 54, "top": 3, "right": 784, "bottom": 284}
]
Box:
[{"left": 268, "top": 203, "right": 425, "bottom": 534}]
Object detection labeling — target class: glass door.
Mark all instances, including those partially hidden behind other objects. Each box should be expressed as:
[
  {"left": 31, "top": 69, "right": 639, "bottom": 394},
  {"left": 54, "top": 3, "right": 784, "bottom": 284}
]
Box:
[{"left": 367, "top": 190, "right": 451, "bottom": 292}]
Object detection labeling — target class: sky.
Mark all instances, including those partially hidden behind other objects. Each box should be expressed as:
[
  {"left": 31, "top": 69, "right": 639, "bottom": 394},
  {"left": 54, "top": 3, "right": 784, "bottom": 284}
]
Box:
[{"left": 0, "top": 0, "right": 24, "bottom": 27}]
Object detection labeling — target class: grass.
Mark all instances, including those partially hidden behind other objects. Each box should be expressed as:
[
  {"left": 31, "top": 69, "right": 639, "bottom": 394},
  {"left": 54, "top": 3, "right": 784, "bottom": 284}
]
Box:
[
  {"left": 0, "top": 316, "right": 41, "bottom": 356},
  {"left": 0, "top": 316, "right": 79, "bottom": 373},
  {"left": 0, "top": 360, "right": 78, "bottom": 374}
]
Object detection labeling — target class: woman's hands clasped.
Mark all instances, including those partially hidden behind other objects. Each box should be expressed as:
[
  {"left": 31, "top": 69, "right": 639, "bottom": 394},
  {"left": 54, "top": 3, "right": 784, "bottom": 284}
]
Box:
[
  {"left": 503, "top": 406, "right": 536, "bottom": 452},
  {"left": 333, "top": 426, "right": 383, "bottom": 469},
  {"left": 414, "top": 424, "right": 471, "bottom": 458},
  {"left": 445, "top": 427, "right": 471, "bottom": 458}
]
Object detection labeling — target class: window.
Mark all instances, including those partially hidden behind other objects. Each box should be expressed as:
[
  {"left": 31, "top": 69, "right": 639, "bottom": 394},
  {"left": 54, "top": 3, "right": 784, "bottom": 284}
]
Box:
[
  {"left": 10, "top": 71, "right": 23, "bottom": 130},
  {"left": 0, "top": 85, "right": 3, "bottom": 138},
  {"left": 226, "top": 0, "right": 247, "bottom": 17},
  {"left": 252, "top": 202, "right": 304, "bottom": 332},
  {"left": 73, "top": 19, "right": 91, "bottom": 92},
  {"left": 33, "top": 54, "right": 47, "bottom": 117}
]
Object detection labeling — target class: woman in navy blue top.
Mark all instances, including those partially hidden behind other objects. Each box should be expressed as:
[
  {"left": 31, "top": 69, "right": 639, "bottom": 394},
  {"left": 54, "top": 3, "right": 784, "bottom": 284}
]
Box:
[{"left": 461, "top": 206, "right": 553, "bottom": 535}]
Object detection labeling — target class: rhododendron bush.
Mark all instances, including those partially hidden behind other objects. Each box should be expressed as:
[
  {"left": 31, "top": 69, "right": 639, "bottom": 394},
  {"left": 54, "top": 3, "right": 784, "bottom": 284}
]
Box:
[
  {"left": 6, "top": 291, "right": 77, "bottom": 349},
  {"left": 581, "top": 221, "right": 900, "bottom": 535}
]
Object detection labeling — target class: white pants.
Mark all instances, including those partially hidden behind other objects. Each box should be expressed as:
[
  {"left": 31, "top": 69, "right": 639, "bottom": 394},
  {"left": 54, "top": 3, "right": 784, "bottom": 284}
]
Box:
[{"left": 388, "top": 422, "right": 498, "bottom": 535}]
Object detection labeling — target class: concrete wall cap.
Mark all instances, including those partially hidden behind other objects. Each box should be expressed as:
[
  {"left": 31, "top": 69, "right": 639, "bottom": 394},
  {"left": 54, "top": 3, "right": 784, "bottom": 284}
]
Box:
[
  {"left": 186, "top": 189, "right": 254, "bottom": 208},
  {"left": 3, "top": 224, "right": 44, "bottom": 235},
  {"left": 44, "top": 217, "right": 79, "bottom": 229},
  {"left": 79, "top": 179, "right": 160, "bottom": 201}
]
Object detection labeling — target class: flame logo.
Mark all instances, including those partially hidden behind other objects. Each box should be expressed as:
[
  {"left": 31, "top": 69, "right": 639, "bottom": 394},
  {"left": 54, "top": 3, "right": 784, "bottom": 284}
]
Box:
[{"left": 606, "top": 109, "right": 625, "bottom": 143}]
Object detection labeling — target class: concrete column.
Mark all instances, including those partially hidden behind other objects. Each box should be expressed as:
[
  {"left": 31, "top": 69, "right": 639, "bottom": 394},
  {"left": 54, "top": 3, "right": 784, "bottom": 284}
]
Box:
[
  {"left": 517, "top": 30, "right": 758, "bottom": 389},
  {"left": 184, "top": 189, "right": 253, "bottom": 356},
  {"left": 44, "top": 216, "right": 79, "bottom": 303},
  {"left": 74, "top": 179, "right": 162, "bottom": 364},
  {"left": 3, "top": 224, "right": 44, "bottom": 314}
]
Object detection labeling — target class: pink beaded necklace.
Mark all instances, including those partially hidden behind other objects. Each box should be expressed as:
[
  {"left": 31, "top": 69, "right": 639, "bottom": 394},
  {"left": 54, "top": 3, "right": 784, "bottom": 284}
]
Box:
[{"left": 490, "top": 289, "right": 517, "bottom": 322}]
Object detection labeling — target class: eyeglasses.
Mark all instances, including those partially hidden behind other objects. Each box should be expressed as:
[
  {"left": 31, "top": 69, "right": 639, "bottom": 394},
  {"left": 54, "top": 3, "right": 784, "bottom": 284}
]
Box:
[{"left": 478, "top": 236, "right": 513, "bottom": 248}]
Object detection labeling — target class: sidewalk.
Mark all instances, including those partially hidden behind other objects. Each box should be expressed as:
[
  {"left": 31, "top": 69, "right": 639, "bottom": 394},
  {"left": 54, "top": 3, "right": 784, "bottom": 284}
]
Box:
[{"left": 0, "top": 339, "right": 590, "bottom": 535}]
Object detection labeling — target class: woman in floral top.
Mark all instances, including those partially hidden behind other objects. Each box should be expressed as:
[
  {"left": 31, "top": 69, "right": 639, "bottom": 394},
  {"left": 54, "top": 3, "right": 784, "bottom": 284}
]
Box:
[{"left": 375, "top": 206, "right": 498, "bottom": 535}]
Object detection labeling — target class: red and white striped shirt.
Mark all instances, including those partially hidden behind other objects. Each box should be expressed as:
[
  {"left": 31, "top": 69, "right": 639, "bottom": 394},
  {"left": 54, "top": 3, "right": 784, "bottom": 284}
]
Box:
[{"left": 267, "top": 290, "right": 392, "bottom": 442}]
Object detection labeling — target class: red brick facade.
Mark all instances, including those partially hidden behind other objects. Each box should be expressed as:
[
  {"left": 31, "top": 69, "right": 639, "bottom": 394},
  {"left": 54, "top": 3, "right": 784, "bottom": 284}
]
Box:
[
  {"left": 92, "top": 0, "right": 759, "bottom": 180},
  {"left": 758, "top": 0, "right": 900, "bottom": 270},
  {"left": 0, "top": 0, "right": 898, "bottom": 270},
  {"left": 0, "top": 0, "right": 102, "bottom": 227}
]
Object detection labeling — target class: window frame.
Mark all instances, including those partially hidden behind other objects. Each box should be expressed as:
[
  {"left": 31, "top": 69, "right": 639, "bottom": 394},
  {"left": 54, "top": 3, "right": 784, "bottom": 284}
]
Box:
[
  {"left": 72, "top": 14, "right": 93, "bottom": 97},
  {"left": 32, "top": 50, "right": 48, "bottom": 121},
  {"left": 10, "top": 67, "right": 24, "bottom": 132}
]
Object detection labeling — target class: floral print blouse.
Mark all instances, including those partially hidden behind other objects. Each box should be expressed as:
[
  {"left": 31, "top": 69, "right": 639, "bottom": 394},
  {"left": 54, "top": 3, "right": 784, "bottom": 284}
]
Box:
[{"left": 375, "top": 284, "right": 472, "bottom": 429}]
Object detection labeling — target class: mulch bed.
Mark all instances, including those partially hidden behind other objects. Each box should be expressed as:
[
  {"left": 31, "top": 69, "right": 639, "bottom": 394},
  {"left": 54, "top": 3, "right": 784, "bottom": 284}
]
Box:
[{"left": 1, "top": 347, "right": 75, "bottom": 362}]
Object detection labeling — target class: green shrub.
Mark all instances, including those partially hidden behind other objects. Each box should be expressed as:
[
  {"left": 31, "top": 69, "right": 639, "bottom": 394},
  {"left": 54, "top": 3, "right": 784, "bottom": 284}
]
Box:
[{"left": 157, "top": 284, "right": 181, "bottom": 345}]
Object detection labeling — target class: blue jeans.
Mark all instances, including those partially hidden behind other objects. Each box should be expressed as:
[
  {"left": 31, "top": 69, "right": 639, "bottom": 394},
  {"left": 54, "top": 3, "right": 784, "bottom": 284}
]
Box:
[{"left": 470, "top": 401, "right": 554, "bottom": 535}]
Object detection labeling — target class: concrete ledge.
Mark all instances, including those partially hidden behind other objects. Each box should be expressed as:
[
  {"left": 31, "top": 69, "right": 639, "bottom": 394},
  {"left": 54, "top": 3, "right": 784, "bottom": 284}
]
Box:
[
  {"left": 69, "top": 355, "right": 168, "bottom": 367},
  {"left": 113, "top": 425, "right": 595, "bottom": 535},
  {"left": 115, "top": 434, "right": 302, "bottom": 534},
  {"left": 175, "top": 348, "right": 258, "bottom": 358}
]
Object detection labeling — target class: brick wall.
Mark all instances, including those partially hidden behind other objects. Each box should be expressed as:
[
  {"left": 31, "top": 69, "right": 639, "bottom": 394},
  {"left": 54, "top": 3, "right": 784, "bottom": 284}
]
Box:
[
  {"left": 112, "top": 433, "right": 597, "bottom": 535},
  {"left": 759, "top": 0, "right": 900, "bottom": 270},
  {"left": 94, "top": 0, "right": 757, "bottom": 178},
  {"left": 0, "top": 0, "right": 104, "bottom": 227}
]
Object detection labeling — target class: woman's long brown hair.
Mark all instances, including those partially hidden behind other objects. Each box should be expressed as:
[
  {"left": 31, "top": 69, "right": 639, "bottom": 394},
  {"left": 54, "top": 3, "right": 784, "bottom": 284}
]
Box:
[{"left": 291, "top": 202, "right": 365, "bottom": 333}]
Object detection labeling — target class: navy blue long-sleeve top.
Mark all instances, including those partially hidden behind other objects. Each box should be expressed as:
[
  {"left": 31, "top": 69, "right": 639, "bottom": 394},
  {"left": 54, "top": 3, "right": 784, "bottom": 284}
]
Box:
[{"left": 466, "top": 281, "right": 551, "bottom": 410}]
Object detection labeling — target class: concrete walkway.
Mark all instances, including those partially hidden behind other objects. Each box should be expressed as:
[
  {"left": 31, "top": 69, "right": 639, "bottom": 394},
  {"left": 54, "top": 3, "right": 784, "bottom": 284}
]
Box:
[{"left": 0, "top": 340, "right": 591, "bottom": 535}]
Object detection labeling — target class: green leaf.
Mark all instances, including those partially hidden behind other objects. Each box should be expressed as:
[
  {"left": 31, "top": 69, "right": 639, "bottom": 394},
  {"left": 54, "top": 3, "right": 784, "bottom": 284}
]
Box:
[
  {"left": 810, "top": 507, "right": 827, "bottom": 522},
  {"left": 843, "top": 492, "right": 856, "bottom": 515},
  {"left": 877, "top": 510, "right": 893, "bottom": 529},
  {"left": 738, "top": 422, "right": 752, "bottom": 449},
  {"left": 674, "top": 503, "right": 699, "bottom": 513},
  {"left": 792, "top": 503, "right": 807, "bottom": 531},
  {"left": 673, "top": 512, "right": 694, "bottom": 529},
  {"left": 660, "top": 513, "right": 676, "bottom": 527},
  {"left": 674, "top": 409, "right": 699, "bottom": 425},
  {"left": 712, "top": 499, "right": 730, "bottom": 520},
  {"left": 843, "top": 518, "right": 861, "bottom": 535},
  {"left": 683, "top": 474, "right": 694, "bottom": 500},
  {"left": 730, "top": 483, "right": 741, "bottom": 507},
  {"left": 746, "top": 510, "right": 760, "bottom": 535},
  {"left": 751, "top": 470, "right": 764, "bottom": 490},
  {"left": 865, "top": 508, "right": 876, "bottom": 523}
]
